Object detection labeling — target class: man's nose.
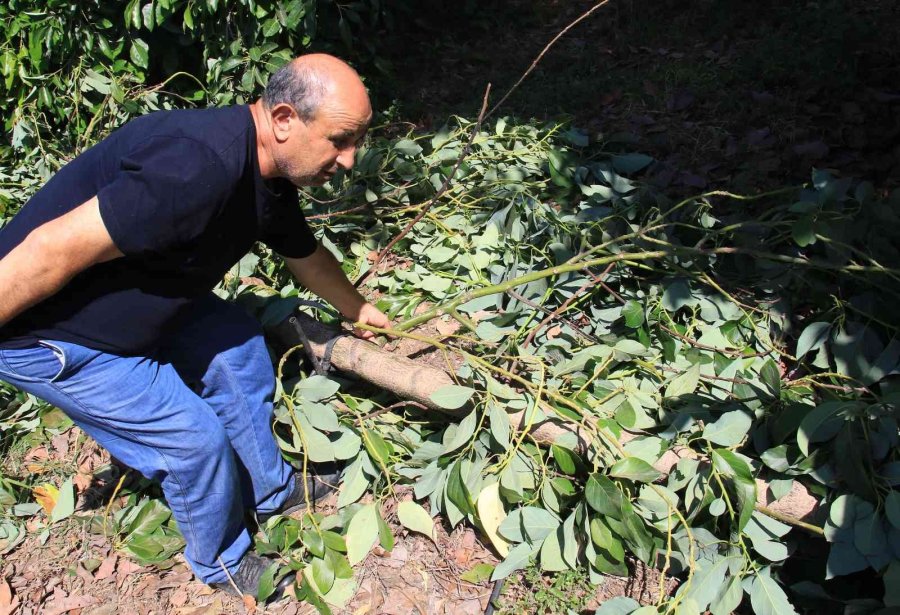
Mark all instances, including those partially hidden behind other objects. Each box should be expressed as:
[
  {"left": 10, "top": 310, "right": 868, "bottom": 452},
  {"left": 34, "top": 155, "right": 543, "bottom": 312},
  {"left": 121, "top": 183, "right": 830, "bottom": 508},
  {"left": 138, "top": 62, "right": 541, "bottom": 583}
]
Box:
[{"left": 336, "top": 146, "right": 356, "bottom": 171}]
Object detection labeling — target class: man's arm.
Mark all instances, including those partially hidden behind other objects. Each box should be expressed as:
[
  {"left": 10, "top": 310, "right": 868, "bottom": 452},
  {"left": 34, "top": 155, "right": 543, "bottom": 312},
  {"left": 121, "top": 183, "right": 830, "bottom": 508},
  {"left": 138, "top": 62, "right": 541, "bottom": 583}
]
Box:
[
  {"left": 284, "top": 243, "right": 389, "bottom": 339},
  {"left": 0, "top": 196, "right": 122, "bottom": 327}
]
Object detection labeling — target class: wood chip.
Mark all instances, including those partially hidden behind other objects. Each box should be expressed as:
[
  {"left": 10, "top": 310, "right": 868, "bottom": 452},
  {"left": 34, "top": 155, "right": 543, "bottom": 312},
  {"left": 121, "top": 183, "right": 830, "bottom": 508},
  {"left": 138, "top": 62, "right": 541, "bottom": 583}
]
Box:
[{"left": 42, "top": 595, "right": 98, "bottom": 615}]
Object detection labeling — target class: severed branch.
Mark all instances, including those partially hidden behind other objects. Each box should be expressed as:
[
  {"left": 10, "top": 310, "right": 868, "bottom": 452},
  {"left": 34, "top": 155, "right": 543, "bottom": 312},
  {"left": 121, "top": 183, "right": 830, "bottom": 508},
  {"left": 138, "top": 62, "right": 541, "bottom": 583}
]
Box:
[
  {"left": 268, "top": 310, "right": 822, "bottom": 528},
  {"left": 354, "top": 84, "right": 492, "bottom": 288},
  {"left": 485, "top": 0, "right": 613, "bottom": 120}
]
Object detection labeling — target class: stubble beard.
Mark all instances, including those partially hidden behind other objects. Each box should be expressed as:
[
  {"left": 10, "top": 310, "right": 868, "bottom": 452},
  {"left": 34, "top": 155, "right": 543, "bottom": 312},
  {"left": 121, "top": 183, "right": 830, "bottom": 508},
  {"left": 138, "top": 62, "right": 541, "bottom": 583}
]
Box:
[{"left": 273, "top": 151, "right": 317, "bottom": 188}]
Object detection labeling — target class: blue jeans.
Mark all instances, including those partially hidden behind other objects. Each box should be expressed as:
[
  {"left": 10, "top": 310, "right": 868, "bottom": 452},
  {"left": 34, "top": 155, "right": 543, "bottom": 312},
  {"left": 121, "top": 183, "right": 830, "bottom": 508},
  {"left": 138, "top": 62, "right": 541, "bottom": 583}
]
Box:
[{"left": 0, "top": 295, "right": 293, "bottom": 583}]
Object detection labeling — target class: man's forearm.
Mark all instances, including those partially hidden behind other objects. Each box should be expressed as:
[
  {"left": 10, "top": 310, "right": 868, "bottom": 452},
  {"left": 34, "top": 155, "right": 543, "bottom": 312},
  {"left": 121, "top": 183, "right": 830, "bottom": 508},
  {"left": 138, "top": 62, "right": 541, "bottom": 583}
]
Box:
[
  {"left": 286, "top": 244, "right": 368, "bottom": 319},
  {"left": 0, "top": 231, "right": 75, "bottom": 327},
  {"left": 0, "top": 197, "right": 121, "bottom": 329}
]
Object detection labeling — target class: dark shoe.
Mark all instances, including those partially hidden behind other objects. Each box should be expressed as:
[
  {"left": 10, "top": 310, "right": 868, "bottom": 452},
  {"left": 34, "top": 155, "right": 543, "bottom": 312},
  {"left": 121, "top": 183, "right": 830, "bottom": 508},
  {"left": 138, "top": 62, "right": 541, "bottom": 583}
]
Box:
[
  {"left": 212, "top": 552, "right": 294, "bottom": 600},
  {"left": 257, "top": 463, "right": 342, "bottom": 523}
]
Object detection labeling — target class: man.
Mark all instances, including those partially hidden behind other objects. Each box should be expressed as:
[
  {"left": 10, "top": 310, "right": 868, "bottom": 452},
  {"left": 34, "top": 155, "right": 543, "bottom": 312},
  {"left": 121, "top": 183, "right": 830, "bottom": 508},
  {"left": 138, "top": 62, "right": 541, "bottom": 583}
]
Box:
[{"left": 0, "top": 54, "right": 388, "bottom": 598}]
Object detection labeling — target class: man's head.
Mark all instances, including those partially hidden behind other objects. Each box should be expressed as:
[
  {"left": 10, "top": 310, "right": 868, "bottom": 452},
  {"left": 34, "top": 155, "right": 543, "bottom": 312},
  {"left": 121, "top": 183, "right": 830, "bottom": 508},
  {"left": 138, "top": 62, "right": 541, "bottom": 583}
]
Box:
[{"left": 257, "top": 54, "right": 371, "bottom": 186}]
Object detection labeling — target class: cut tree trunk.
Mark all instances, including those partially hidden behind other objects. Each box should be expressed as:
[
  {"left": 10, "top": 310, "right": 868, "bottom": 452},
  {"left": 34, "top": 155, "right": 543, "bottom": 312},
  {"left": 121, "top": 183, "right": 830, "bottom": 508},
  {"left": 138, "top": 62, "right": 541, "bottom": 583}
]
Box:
[{"left": 267, "top": 311, "right": 818, "bottom": 522}]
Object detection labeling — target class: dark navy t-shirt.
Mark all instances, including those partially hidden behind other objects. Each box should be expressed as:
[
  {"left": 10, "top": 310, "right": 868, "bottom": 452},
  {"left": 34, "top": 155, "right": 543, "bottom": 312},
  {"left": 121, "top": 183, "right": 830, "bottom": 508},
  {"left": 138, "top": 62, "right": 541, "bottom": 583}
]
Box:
[{"left": 0, "top": 105, "right": 317, "bottom": 355}]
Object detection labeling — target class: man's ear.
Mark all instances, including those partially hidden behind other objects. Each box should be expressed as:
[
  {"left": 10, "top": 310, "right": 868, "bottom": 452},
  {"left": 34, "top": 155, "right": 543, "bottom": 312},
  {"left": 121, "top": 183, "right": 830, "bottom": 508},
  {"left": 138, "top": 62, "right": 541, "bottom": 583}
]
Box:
[{"left": 270, "top": 103, "right": 299, "bottom": 143}]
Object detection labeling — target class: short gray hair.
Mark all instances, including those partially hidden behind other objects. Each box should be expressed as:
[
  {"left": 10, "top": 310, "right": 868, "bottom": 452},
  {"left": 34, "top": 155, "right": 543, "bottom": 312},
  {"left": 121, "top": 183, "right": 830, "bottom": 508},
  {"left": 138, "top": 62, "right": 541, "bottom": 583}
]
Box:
[{"left": 262, "top": 61, "right": 327, "bottom": 121}]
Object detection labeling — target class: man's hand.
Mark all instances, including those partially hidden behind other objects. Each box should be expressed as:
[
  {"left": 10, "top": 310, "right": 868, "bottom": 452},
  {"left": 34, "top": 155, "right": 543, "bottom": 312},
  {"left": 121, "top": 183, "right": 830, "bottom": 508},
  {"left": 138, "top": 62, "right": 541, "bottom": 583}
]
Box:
[
  {"left": 349, "top": 302, "right": 391, "bottom": 340},
  {"left": 285, "top": 245, "right": 392, "bottom": 340}
]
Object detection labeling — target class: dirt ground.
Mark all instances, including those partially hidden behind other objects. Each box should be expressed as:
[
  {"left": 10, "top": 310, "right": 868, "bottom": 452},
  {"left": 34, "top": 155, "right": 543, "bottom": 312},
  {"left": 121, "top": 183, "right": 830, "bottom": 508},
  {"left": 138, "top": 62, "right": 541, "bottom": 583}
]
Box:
[{"left": 0, "top": 434, "right": 673, "bottom": 615}]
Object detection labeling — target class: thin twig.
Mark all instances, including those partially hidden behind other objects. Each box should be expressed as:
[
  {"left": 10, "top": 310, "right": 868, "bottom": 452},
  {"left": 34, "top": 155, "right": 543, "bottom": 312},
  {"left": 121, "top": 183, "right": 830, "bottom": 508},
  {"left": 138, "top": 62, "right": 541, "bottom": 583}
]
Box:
[
  {"left": 506, "top": 289, "right": 601, "bottom": 346},
  {"left": 524, "top": 263, "right": 614, "bottom": 349},
  {"left": 485, "top": 0, "right": 612, "bottom": 119},
  {"left": 506, "top": 263, "right": 614, "bottom": 374},
  {"left": 354, "top": 85, "right": 492, "bottom": 288},
  {"left": 657, "top": 323, "right": 771, "bottom": 358},
  {"left": 357, "top": 400, "right": 429, "bottom": 425}
]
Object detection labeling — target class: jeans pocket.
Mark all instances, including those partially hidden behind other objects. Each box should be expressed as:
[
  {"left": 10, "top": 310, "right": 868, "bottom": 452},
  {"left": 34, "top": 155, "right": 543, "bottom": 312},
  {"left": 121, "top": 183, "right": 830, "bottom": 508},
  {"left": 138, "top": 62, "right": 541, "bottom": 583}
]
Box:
[{"left": 0, "top": 341, "right": 66, "bottom": 384}]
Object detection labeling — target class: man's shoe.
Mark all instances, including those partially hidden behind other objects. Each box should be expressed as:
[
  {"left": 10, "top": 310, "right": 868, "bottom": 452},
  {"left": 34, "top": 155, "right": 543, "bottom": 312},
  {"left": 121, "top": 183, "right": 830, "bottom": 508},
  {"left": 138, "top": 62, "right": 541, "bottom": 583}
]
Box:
[
  {"left": 212, "top": 552, "right": 294, "bottom": 600},
  {"left": 257, "top": 463, "right": 342, "bottom": 523}
]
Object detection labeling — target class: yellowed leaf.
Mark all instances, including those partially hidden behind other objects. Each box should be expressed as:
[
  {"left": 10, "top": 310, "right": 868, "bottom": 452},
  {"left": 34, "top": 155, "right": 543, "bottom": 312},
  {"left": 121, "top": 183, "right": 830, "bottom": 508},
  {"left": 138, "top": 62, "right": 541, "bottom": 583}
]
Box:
[
  {"left": 33, "top": 484, "right": 60, "bottom": 515},
  {"left": 475, "top": 482, "right": 510, "bottom": 557}
]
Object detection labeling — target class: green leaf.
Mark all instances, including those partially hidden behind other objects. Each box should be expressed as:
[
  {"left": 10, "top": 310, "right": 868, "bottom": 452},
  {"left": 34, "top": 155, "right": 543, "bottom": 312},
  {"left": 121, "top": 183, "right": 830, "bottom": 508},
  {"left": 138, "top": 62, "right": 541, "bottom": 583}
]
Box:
[
  {"left": 326, "top": 548, "right": 353, "bottom": 579},
  {"left": 620, "top": 501, "right": 655, "bottom": 563},
  {"left": 595, "top": 597, "right": 640, "bottom": 615},
  {"left": 446, "top": 461, "right": 475, "bottom": 516},
  {"left": 797, "top": 400, "right": 858, "bottom": 456},
  {"left": 310, "top": 556, "right": 334, "bottom": 594},
  {"left": 430, "top": 385, "right": 476, "bottom": 410},
  {"left": 585, "top": 474, "right": 625, "bottom": 520},
  {"left": 302, "top": 529, "right": 325, "bottom": 558},
  {"left": 460, "top": 562, "right": 494, "bottom": 584},
  {"left": 710, "top": 575, "right": 743, "bottom": 615},
  {"left": 551, "top": 445, "right": 580, "bottom": 475},
  {"left": 622, "top": 300, "right": 645, "bottom": 328},
  {"left": 337, "top": 459, "right": 369, "bottom": 508},
  {"left": 362, "top": 430, "right": 392, "bottom": 466},
  {"left": 489, "top": 403, "right": 511, "bottom": 449},
  {"left": 826, "top": 541, "right": 869, "bottom": 578},
  {"left": 711, "top": 449, "right": 756, "bottom": 530},
  {"left": 129, "top": 38, "right": 149, "bottom": 68},
  {"left": 702, "top": 410, "right": 752, "bottom": 447},
  {"left": 684, "top": 556, "right": 740, "bottom": 611},
  {"left": 759, "top": 358, "right": 781, "bottom": 397},
  {"left": 304, "top": 403, "right": 340, "bottom": 432},
  {"left": 498, "top": 506, "right": 559, "bottom": 543},
  {"left": 442, "top": 410, "right": 477, "bottom": 454},
  {"left": 394, "top": 139, "right": 423, "bottom": 156},
  {"left": 126, "top": 0, "right": 142, "bottom": 28},
  {"left": 792, "top": 215, "right": 817, "bottom": 247},
  {"left": 886, "top": 491, "right": 900, "bottom": 530},
  {"left": 590, "top": 518, "right": 625, "bottom": 562},
  {"left": 662, "top": 279, "right": 696, "bottom": 312},
  {"left": 297, "top": 375, "right": 340, "bottom": 402},
  {"left": 123, "top": 534, "right": 164, "bottom": 562},
  {"left": 749, "top": 574, "right": 798, "bottom": 615},
  {"left": 539, "top": 528, "right": 567, "bottom": 572},
  {"left": 796, "top": 321, "right": 831, "bottom": 359},
  {"left": 665, "top": 364, "right": 700, "bottom": 398},
  {"left": 608, "top": 458, "right": 661, "bottom": 483},
  {"left": 182, "top": 4, "right": 194, "bottom": 29},
  {"left": 377, "top": 511, "right": 394, "bottom": 552},
  {"left": 294, "top": 574, "right": 332, "bottom": 614},
  {"left": 50, "top": 478, "right": 75, "bottom": 524},
  {"left": 346, "top": 504, "right": 379, "bottom": 565},
  {"left": 256, "top": 561, "right": 281, "bottom": 602},
  {"left": 490, "top": 541, "right": 538, "bottom": 581},
  {"left": 126, "top": 499, "right": 171, "bottom": 536},
  {"left": 298, "top": 417, "right": 335, "bottom": 463},
  {"left": 398, "top": 501, "right": 434, "bottom": 541},
  {"left": 614, "top": 339, "right": 647, "bottom": 357}
]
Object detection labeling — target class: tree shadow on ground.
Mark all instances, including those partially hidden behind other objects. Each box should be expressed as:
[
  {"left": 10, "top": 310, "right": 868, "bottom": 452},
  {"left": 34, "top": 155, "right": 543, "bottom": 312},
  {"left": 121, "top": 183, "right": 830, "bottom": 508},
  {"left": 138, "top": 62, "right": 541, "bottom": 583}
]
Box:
[{"left": 375, "top": 0, "right": 900, "bottom": 194}]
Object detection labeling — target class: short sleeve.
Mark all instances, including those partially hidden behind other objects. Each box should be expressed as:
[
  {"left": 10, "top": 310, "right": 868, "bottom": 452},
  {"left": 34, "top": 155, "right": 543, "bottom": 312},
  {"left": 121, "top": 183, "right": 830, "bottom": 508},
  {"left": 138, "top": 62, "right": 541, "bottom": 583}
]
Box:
[
  {"left": 97, "top": 136, "right": 230, "bottom": 256},
  {"left": 259, "top": 183, "right": 319, "bottom": 259}
]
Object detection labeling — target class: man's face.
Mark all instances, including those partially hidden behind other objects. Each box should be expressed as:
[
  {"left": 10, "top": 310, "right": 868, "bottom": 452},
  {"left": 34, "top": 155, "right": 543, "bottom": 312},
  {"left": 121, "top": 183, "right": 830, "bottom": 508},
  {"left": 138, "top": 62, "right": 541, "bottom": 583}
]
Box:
[{"left": 272, "top": 96, "right": 372, "bottom": 187}]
